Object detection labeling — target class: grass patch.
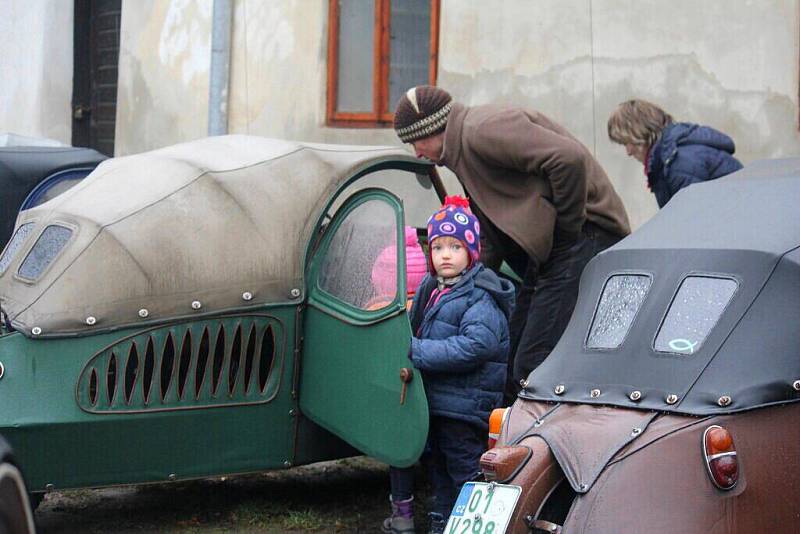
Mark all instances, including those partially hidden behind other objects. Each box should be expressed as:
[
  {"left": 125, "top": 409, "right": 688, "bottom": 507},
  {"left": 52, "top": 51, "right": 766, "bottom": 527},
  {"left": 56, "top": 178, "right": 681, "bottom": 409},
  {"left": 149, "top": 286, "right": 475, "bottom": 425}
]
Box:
[{"left": 282, "top": 509, "right": 324, "bottom": 531}]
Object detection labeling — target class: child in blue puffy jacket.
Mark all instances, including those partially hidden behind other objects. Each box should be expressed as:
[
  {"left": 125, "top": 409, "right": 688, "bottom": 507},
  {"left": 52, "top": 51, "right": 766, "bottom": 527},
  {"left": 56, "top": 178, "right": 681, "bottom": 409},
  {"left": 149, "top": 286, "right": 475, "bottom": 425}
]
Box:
[{"left": 383, "top": 196, "right": 514, "bottom": 534}]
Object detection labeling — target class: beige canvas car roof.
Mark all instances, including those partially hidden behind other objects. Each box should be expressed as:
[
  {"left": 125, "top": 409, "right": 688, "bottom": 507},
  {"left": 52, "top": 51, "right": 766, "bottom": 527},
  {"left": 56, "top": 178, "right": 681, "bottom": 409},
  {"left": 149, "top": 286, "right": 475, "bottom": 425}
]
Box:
[{"left": 0, "top": 135, "right": 426, "bottom": 337}]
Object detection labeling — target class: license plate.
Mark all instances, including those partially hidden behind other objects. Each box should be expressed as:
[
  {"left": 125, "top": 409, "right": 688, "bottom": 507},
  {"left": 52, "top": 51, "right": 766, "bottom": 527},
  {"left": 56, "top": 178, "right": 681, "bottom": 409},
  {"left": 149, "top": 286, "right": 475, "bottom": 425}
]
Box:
[{"left": 445, "top": 481, "right": 521, "bottom": 534}]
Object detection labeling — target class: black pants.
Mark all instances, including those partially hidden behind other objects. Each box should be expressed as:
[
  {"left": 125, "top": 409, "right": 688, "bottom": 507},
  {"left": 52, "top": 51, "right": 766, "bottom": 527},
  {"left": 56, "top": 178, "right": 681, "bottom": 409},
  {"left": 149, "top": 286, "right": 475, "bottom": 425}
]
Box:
[
  {"left": 389, "top": 417, "right": 484, "bottom": 518},
  {"left": 504, "top": 222, "right": 621, "bottom": 403}
]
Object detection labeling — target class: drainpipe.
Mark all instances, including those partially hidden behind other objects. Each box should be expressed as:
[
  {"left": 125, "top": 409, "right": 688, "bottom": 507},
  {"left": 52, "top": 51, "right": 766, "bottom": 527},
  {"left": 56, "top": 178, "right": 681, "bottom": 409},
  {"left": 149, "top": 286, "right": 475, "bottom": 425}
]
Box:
[{"left": 208, "top": 0, "right": 233, "bottom": 136}]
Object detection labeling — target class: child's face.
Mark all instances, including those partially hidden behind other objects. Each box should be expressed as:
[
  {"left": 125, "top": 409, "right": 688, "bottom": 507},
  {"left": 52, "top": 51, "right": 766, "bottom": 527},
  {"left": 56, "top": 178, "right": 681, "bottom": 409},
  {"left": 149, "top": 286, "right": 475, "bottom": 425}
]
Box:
[{"left": 430, "top": 236, "right": 470, "bottom": 278}]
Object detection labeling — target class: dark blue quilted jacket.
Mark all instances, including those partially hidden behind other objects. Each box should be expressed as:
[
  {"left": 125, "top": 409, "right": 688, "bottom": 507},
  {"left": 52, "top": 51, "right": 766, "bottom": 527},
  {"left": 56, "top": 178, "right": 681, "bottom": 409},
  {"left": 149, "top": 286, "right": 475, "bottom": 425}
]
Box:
[
  {"left": 408, "top": 263, "right": 514, "bottom": 429},
  {"left": 648, "top": 122, "right": 743, "bottom": 208}
]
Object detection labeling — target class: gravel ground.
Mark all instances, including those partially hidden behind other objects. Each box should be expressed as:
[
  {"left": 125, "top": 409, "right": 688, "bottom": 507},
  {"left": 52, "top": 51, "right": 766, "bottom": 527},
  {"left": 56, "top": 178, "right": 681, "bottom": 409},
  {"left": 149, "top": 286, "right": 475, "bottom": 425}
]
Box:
[{"left": 34, "top": 457, "right": 433, "bottom": 533}]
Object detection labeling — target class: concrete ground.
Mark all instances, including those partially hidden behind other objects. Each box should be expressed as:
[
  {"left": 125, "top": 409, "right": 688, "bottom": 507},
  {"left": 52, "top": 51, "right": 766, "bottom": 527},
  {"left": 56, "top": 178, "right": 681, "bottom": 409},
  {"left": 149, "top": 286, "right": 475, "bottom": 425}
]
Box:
[{"left": 34, "top": 457, "right": 433, "bottom": 533}]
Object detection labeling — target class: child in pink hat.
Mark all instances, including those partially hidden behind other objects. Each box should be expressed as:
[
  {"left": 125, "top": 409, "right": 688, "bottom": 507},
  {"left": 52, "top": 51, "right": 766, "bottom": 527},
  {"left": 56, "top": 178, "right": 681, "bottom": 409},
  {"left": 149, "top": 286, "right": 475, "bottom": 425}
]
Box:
[{"left": 371, "top": 226, "right": 428, "bottom": 307}]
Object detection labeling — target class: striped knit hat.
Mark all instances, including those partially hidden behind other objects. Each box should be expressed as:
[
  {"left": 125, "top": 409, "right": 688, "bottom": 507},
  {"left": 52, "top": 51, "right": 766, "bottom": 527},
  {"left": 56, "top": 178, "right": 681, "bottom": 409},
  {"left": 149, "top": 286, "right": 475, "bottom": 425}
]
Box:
[{"left": 394, "top": 86, "right": 453, "bottom": 143}]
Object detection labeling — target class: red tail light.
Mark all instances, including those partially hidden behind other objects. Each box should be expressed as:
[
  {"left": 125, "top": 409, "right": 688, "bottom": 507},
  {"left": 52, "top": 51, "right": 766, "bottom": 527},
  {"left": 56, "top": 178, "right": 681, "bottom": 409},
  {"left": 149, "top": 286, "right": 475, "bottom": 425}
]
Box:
[
  {"left": 703, "top": 425, "right": 738, "bottom": 490},
  {"left": 487, "top": 408, "right": 508, "bottom": 449}
]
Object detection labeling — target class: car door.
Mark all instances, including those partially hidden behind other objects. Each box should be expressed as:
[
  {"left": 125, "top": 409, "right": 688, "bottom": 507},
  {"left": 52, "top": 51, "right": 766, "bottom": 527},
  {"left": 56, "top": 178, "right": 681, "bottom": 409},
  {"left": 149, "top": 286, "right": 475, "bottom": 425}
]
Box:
[{"left": 301, "top": 188, "right": 429, "bottom": 467}]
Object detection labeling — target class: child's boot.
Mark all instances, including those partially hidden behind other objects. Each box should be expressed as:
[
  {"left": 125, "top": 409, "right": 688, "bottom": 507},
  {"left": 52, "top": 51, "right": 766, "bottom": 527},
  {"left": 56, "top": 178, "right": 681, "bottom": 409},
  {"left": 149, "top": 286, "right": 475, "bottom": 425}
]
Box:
[
  {"left": 381, "top": 495, "right": 415, "bottom": 533},
  {"left": 427, "top": 512, "right": 446, "bottom": 534}
]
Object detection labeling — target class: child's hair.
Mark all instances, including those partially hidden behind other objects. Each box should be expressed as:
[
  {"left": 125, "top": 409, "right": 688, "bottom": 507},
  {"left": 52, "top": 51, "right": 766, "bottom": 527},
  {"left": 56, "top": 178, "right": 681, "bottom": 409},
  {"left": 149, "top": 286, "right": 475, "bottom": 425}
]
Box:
[
  {"left": 607, "top": 99, "right": 674, "bottom": 147},
  {"left": 426, "top": 196, "right": 481, "bottom": 272}
]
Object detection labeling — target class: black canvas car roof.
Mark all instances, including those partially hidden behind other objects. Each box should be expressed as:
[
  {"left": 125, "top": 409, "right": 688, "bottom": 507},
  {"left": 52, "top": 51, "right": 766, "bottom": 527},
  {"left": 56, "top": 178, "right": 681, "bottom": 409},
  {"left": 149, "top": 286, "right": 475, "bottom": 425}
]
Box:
[
  {"left": 0, "top": 146, "right": 106, "bottom": 249},
  {"left": 523, "top": 159, "right": 800, "bottom": 416}
]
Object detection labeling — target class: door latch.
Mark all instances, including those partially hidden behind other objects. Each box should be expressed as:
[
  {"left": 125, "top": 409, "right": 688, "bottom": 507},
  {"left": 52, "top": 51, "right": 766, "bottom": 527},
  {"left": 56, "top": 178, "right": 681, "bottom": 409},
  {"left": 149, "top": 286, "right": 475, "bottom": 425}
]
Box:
[{"left": 399, "top": 367, "right": 414, "bottom": 405}]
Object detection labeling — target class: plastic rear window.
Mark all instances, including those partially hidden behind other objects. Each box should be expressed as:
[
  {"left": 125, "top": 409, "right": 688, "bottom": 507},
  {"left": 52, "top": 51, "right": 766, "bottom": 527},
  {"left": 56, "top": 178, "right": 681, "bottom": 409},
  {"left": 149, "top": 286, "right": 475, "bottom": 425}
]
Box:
[
  {"left": 0, "top": 223, "right": 36, "bottom": 275},
  {"left": 587, "top": 274, "right": 652, "bottom": 349},
  {"left": 17, "top": 225, "right": 73, "bottom": 280},
  {"left": 654, "top": 276, "right": 738, "bottom": 355}
]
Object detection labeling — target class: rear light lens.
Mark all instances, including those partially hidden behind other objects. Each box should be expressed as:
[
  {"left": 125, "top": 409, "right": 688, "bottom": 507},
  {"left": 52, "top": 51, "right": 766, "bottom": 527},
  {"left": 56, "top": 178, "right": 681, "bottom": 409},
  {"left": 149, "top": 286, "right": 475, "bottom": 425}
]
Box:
[
  {"left": 487, "top": 408, "right": 508, "bottom": 449},
  {"left": 702, "top": 425, "right": 738, "bottom": 490},
  {"left": 480, "top": 445, "right": 531, "bottom": 482}
]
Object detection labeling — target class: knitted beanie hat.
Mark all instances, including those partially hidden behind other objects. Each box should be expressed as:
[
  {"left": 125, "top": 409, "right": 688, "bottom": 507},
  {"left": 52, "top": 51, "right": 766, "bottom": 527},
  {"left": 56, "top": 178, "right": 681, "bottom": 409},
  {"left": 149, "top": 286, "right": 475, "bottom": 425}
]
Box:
[
  {"left": 371, "top": 227, "right": 428, "bottom": 297},
  {"left": 426, "top": 196, "right": 481, "bottom": 273},
  {"left": 394, "top": 86, "right": 453, "bottom": 143}
]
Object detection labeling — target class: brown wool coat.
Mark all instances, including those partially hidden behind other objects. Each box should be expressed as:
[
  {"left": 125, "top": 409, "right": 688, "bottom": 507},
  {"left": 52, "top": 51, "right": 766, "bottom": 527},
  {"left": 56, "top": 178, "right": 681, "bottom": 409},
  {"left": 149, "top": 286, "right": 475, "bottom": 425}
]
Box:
[{"left": 439, "top": 103, "right": 631, "bottom": 266}]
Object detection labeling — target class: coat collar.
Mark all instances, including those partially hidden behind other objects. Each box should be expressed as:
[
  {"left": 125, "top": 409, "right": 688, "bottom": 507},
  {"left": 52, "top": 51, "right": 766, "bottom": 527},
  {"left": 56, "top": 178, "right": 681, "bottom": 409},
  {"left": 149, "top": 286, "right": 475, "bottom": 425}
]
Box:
[
  {"left": 439, "top": 102, "right": 468, "bottom": 168},
  {"left": 419, "top": 264, "right": 482, "bottom": 317}
]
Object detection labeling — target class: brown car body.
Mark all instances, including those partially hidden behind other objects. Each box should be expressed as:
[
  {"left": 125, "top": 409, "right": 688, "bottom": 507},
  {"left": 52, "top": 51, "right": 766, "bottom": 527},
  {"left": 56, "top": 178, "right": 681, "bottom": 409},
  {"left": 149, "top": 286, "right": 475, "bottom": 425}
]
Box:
[
  {"left": 484, "top": 160, "right": 800, "bottom": 532},
  {"left": 496, "top": 402, "right": 799, "bottom": 533}
]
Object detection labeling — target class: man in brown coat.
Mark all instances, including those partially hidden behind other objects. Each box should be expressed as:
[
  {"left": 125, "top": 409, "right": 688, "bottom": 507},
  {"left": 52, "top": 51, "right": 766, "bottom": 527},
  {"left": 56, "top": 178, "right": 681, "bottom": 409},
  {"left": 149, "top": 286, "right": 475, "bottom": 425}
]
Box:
[{"left": 394, "top": 86, "right": 631, "bottom": 403}]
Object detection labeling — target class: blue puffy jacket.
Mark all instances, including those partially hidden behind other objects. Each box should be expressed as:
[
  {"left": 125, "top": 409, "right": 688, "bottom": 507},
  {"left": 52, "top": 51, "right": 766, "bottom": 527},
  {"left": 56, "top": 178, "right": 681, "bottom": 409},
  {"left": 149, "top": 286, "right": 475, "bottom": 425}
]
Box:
[
  {"left": 647, "top": 122, "right": 743, "bottom": 208},
  {"left": 408, "top": 263, "right": 515, "bottom": 429}
]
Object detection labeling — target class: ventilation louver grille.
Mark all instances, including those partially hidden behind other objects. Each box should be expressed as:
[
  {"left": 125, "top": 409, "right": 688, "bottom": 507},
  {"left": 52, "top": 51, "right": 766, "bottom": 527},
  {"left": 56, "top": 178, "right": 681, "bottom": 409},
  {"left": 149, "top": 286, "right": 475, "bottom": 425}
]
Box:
[{"left": 76, "top": 315, "right": 284, "bottom": 413}]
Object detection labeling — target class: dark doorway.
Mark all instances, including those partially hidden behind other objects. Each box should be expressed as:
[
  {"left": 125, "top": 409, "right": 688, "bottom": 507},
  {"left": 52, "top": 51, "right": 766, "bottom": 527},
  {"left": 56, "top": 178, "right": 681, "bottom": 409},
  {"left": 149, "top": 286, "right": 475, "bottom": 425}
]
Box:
[{"left": 72, "top": 0, "right": 122, "bottom": 157}]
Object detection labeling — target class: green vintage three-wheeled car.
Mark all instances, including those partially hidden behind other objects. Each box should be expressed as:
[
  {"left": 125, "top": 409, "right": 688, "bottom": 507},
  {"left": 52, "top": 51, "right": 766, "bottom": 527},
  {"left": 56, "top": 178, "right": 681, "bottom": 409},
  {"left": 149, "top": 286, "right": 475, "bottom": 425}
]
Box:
[{"left": 0, "top": 136, "right": 448, "bottom": 498}]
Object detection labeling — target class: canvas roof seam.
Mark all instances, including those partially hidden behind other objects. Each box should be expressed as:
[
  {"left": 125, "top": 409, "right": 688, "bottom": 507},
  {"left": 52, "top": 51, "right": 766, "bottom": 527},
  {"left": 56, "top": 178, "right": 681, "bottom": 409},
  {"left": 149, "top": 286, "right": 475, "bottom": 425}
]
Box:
[
  {"left": 23, "top": 143, "right": 308, "bottom": 232},
  {"left": 678, "top": 245, "right": 798, "bottom": 406},
  {"left": 203, "top": 174, "right": 272, "bottom": 258},
  {"left": 301, "top": 145, "right": 401, "bottom": 153},
  {"left": 94, "top": 147, "right": 307, "bottom": 229}
]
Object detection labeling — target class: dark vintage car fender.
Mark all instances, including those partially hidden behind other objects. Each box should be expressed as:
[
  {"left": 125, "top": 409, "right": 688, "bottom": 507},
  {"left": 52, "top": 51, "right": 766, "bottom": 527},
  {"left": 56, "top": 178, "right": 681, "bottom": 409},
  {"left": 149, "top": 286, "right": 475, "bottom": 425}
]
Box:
[
  {"left": 0, "top": 146, "right": 106, "bottom": 250},
  {"left": 0, "top": 436, "right": 36, "bottom": 534}
]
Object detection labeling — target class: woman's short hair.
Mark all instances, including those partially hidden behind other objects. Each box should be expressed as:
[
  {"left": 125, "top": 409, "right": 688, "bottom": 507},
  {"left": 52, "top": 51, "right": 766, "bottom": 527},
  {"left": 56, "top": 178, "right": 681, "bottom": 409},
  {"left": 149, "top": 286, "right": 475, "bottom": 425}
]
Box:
[{"left": 607, "top": 99, "right": 674, "bottom": 147}]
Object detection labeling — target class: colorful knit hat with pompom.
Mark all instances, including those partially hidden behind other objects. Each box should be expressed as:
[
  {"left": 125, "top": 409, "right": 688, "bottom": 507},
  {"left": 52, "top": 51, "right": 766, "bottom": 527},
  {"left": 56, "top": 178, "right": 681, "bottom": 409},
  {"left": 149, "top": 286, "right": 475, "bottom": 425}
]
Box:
[{"left": 426, "top": 196, "right": 481, "bottom": 272}]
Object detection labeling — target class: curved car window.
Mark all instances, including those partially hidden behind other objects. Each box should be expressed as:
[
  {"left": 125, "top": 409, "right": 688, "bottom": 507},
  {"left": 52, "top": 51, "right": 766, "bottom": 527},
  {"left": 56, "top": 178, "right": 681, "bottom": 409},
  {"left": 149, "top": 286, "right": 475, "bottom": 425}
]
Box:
[
  {"left": 587, "top": 274, "right": 652, "bottom": 349},
  {"left": 330, "top": 169, "right": 441, "bottom": 229},
  {"left": 22, "top": 168, "right": 93, "bottom": 210},
  {"left": 319, "top": 199, "right": 398, "bottom": 310},
  {"left": 0, "top": 223, "right": 36, "bottom": 275},
  {"left": 29, "top": 176, "right": 85, "bottom": 208},
  {"left": 17, "top": 225, "right": 73, "bottom": 280},
  {"left": 654, "top": 276, "right": 738, "bottom": 355}
]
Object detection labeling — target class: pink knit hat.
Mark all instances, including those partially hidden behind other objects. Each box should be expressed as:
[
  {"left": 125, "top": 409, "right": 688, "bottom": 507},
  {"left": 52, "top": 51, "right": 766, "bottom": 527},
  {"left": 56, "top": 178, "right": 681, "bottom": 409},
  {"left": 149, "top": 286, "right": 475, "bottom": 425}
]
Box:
[{"left": 372, "top": 227, "right": 428, "bottom": 298}]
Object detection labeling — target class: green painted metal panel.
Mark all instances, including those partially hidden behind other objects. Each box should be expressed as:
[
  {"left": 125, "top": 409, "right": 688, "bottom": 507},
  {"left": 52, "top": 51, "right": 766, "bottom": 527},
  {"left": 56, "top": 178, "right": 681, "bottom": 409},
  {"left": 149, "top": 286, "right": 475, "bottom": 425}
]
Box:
[
  {"left": 300, "top": 189, "right": 429, "bottom": 468},
  {"left": 0, "top": 309, "right": 301, "bottom": 491}
]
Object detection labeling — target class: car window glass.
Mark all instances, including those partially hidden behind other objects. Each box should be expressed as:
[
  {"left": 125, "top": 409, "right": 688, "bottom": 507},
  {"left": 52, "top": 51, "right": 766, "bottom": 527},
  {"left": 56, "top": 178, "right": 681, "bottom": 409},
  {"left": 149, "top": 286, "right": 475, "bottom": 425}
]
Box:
[
  {"left": 330, "top": 169, "right": 441, "bottom": 229},
  {"left": 655, "top": 276, "right": 738, "bottom": 355},
  {"left": 319, "top": 199, "right": 398, "bottom": 310},
  {"left": 17, "top": 225, "right": 73, "bottom": 280},
  {"left": 587, "top": 274, "right": 651, "bottom": 349},
  {"left": 31, "top": 175, "right": 86, "bottom": 208},
  {"left": 0, "top": 223, "right": 36, "bottom": 275},
  {"left": 22, "top": 168, "right": 93, "bottom": 211}
]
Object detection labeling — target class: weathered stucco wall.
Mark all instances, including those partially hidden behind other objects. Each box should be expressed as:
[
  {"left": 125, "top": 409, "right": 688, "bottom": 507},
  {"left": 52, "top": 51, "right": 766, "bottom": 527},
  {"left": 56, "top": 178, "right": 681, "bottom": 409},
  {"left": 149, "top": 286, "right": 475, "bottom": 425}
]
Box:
[
  {"left": 227, "top": 0, "right": 401, "bottom": 146},
  {"left": 0, "top": 0, "right": 73, "bottom": 144},
  {"left": 592, "top": 0, "right": 800, "bottom": 227},
  {"left": 116, "top": 0, "right": 212, "bottom": 155},
  {"left": 437, "top": 0, "right": 800, "bottom": 227},
  {"left": 116, "top": 0, "right": 800, "bottom": 227}
]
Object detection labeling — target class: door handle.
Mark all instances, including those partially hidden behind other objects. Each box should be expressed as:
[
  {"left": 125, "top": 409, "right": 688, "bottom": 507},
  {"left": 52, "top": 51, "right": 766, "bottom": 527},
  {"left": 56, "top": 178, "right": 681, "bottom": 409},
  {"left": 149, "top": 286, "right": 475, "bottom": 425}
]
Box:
[{"left": 399, "top": 367, "right": 414, "bottom": 405}]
